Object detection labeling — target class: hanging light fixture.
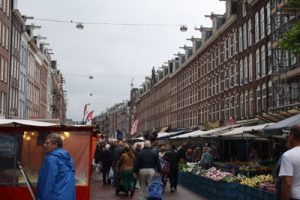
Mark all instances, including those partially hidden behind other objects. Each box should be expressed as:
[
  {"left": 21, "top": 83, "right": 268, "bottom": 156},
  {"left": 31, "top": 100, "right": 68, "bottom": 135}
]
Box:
[{"left": 76, "top": 23, "right": 84, "bottom": 29}]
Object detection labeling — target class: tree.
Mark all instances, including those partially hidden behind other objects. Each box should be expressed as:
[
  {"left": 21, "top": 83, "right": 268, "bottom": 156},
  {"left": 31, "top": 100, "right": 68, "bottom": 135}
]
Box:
[{"left": 279, "top": 0, "right": 300, "bottom": 54}]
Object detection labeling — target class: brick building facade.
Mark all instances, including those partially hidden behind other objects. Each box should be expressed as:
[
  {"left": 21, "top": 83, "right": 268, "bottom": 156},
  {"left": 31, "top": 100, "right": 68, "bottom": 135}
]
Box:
[{"left": 134, "top": 0, "right": 300, "bottom": 135}]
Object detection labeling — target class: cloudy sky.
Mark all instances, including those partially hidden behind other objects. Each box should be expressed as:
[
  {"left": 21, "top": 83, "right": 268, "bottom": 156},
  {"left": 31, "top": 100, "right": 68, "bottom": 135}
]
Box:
[{"left": 18, "top": 0, "right": 225, "bottom": 121}]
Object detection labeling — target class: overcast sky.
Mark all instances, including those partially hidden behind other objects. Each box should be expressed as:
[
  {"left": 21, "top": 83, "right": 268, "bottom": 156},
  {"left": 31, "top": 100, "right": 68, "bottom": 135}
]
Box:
[{"left": 18, "top": 0, "right": 225, "bottom": 121}]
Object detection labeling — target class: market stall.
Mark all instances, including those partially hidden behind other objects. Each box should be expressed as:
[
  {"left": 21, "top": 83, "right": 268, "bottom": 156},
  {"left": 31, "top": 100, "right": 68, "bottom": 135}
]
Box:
[
  {"left": 179, "top": 165, "right": 276, "bottom": 200},
  {"left": 0, "top": 120, "right": 96, "bottom": 200},
  {"left": 175, "top": 123, "right": 279, "bottom": 199}
]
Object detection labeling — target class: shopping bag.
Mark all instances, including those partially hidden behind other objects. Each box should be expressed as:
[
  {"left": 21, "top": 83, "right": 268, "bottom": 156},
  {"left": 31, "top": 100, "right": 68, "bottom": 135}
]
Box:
[
  {"left": 108, "top": 167, "right": 114, "bottom": 179},
  {"left": 147, "top": 176, "right": 164, "bottom": 200}
]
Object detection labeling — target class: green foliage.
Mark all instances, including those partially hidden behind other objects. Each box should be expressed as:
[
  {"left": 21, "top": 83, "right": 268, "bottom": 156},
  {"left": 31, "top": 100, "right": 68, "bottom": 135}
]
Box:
[
  {"left": 279, "top": 20, "right": 300, "bottom": 55},
  {"left": 287, "top": 0, "right": 300, "bottom": 8}
]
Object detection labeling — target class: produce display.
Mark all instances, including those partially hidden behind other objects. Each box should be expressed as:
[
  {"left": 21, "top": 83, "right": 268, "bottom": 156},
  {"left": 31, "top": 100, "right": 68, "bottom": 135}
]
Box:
[
  {"left": 180, "top": 163, "right": 276, "bottom": 193},
  {"left": 240, "top": 174, "right": 275, "bottom": 193}
]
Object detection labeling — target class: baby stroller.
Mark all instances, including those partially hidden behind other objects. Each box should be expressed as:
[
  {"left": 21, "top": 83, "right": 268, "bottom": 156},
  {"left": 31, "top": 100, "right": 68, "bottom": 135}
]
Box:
[{"left": 115, "top": 170, "right": 136, "bottom": 196}]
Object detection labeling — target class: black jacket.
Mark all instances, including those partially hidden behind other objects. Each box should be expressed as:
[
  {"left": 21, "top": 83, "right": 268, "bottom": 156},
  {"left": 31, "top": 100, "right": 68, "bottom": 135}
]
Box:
[
  {"left": 102, "top": 149, "right": 112, "bottom": 168},
  {"left": 165, "top": 150, "right": 179, "bottom": 169},
  {"left": 133, "top": 147, "right": 161, "bottom": 173}
]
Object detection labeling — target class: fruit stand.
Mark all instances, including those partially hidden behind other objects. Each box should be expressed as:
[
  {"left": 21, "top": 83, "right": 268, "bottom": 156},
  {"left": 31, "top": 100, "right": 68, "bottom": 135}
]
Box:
[{"left": 179, "top": 164, "right": 276, "bottom": 200}]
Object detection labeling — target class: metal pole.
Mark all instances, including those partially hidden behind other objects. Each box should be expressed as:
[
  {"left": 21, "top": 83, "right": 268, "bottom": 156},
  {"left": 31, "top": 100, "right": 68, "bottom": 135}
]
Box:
[{"left": 17, "top": 161, "right": 35, "bottom": 200}]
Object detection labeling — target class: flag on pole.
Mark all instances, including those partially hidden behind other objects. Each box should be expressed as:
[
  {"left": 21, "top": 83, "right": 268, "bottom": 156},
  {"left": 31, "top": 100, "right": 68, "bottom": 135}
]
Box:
[
  {"left": 130, "top": 119, "right": 139, "bottom": 136},
  {"left": 115, "top": 129, "right": 123, "bottom": 140},
  {"left": 83, "top": 103, "right": 90, "bottom": 123},
  {"left": 85, "top": 111, "right": 94, "bottom": 126}
]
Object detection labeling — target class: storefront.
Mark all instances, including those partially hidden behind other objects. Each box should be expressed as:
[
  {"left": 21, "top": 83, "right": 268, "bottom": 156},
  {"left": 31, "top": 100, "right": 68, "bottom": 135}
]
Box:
[{"left": 0, "top": 120, "right": 96, "bottom": 200}]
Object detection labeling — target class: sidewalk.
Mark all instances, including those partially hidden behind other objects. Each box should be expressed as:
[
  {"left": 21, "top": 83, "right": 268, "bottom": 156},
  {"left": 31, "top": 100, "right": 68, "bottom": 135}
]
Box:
[{"left": 90, "top": 171, "right": 207, "bottom": 200}]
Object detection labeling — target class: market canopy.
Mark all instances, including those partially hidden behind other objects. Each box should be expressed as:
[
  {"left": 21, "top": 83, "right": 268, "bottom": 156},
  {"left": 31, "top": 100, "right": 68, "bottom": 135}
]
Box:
[
  {"left": 156, "top": 130, "right": 186, "bottom": 139},
  {"left": 170, "top": 129, "right": 206, "bottom": 139},
  {"left": 190, "top": 124, "right": 241, "bottom": 138},
  {"left": 264, "top": 113, "right": 300, "bottom": 135},
  {"left": 220, "top": 123, "right": 274, "bottom": 137}
]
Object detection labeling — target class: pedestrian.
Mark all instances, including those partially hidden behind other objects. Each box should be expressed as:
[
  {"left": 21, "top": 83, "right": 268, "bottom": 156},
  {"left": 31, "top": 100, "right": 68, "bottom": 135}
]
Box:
[
  {"left": 275, "top": 134, "right": 291, "bottom": 200},
  {"left": 159, "top": 145, "right": 169, "bottom": 188},
  {"left": 133, "top": 140, "right": 161, "bottom": 200},
  {"left": 192, "top": 147, "right": 202, "bottom": 163},
  {"left": 94, "top": 142, "right": 105, "bottom": 173},
  {"left": 198, "top": 148, "right": 213, "bottom": 169},
  {"left": 102, "top": 144, "right": 113, "bottom": 185},
  {"left": 36, "top": 133, "right": 75, "bottom": 200},
  {"left": 165, "top": 145, "right": 180, "bottom": 192},
  {"left": 119, "top": 144, "right": 136, "bottom": 196},
  {"left": 279, "top": 124, "right": 300, "bottom": 200},
  {"left": 112, "top": 140, "right": 125, "bottom": 186}
]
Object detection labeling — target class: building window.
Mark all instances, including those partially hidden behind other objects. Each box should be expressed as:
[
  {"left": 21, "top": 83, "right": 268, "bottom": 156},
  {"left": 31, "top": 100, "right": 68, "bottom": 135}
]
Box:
[
  {"left": 224, "top": 39, "right": 228, "bottom": 61},
  {"left": 262, "top": 84, "right": 267, "bottom": 112},
  {"left": 243, "top": 23, "right": 247, "bottom": 50},
  {"left": 267, "top": 42, "right": 272, "bottom": 74},
  {"left": 233, "top": 30, "right": 237, "bottom": 55},
  {"left": 255, "top": 12, "right": 259, "bottom": 43},
  {"left": 249, "top": 54, "right": 253, "bottom": 82},
  {"left": 240, "top": 60, "right": 243, "bottom": 85},
  {"left": 291, "top": 53, "right": 297, "bottom": 65},
  {"left": 261, "top": 45, "right": 266, "bottom": 77},
  {"left": 266, "top": 2, "right": 271, "bottom": 35},
  {"left": 260, "top": 8, "right": 265, "bottom": 39},
  {"left": 256, "top": 49, "right": 261, "bottom": 79},
  {"left": 248, "top": 19, "right": 252, "bottom": 47},
  {"left": 239, "top": 27, "right": 243, "bottom": 52},
  {"left": 245, "top": 90, "right": 249, "bottom": 117},
  {"left": 256, "top": 86, "right": 262, "bottom": 115},
  {"left": 228, "top": 35, "right": 232, "bottom": 58},
  {"left": 249, "top": 89, "right": 254, "bottom": 116},
  {"left": 244, "top": 57, "right": 248, "bottom": 84},
  {"left": 240, "top": 94, "right": 244, "bottom": 119},
  {"left": 234, "top": 63, "right": 238, "bottom": 85},
  {"left": 234, "top": 95, "right": 238, "bottom": 118},
  {"left": 268, "top": 81, "right": 273, "bottom": 108},
  {"left": 242, "top": 0, "right": 247, "bottom": 17}
]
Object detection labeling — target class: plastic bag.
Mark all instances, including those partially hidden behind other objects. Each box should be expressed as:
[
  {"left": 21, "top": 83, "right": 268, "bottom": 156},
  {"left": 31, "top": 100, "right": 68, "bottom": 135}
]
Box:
[{"left": 108, "top": 167, "right": 114, "bottom": 179}]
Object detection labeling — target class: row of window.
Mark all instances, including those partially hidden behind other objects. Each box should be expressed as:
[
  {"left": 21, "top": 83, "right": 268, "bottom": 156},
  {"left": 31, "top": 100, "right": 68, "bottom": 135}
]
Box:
[{"left": 0, "top": 0, "right": 10, "bottom": 17}]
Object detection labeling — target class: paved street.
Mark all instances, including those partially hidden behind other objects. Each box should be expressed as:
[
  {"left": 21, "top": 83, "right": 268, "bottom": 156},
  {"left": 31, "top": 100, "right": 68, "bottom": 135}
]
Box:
[{"left": 90, "top": 171, "right": 207, "bottom": 200}]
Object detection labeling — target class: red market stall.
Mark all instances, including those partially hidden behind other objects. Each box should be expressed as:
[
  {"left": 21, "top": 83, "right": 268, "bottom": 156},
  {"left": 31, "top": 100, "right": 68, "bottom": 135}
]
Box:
[{"left": 0, "top": 120, "right": 97, "bottom": 200}]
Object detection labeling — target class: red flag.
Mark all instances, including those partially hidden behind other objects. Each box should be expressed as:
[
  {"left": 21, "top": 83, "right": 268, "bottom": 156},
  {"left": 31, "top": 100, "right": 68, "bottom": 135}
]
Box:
[
  {"left": 83, "top": 103, "right": 90, "bottom": 121},
  {"left": 85, "top": 111, "right": 94, "bottom": 125},
  {"left": 130, "top": 119, "right": 139, "bottom": 136}
]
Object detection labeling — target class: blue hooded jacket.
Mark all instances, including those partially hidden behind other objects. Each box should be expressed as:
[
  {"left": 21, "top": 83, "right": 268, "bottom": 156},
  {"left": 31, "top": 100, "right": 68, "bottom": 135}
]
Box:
[{"left": 36, "top": 148, "right": 76, "bottom": 200}]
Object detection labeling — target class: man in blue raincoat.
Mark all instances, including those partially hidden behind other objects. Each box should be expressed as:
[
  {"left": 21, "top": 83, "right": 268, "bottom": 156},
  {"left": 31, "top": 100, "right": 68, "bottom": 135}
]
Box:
[{"left": 36, "top": 133, "right": 76, "bottom": 200}]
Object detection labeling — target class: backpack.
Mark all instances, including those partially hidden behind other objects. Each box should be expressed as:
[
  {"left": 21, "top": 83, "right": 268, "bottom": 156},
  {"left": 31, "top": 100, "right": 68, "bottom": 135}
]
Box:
[{"left": 147, "top": 176, "right": 164, "bottom": 200}]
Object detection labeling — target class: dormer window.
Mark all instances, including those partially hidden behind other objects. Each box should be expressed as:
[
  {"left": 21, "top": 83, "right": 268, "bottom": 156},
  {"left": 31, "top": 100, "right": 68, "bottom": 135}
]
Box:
[{"left": 242, "top": 0, "right": 247, "bottom": 17}]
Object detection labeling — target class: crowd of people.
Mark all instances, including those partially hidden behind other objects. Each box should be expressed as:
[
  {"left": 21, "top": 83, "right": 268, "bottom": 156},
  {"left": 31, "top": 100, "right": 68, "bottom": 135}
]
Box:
[
  {"left": 31, "top": 124, "right": 300, "bottom": 200},
  {"left": 94, "top": 139, "right": 182, "bottom": 199}
]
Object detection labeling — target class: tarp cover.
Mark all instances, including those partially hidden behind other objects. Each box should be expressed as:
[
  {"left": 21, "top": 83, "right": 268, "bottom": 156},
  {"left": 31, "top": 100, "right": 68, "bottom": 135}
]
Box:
[
  {"left": 0, "top": 119, "right": 58, "bottom": 127},
  {"left": 264, "top": 113, "right": 300, "bottom": 135}
]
